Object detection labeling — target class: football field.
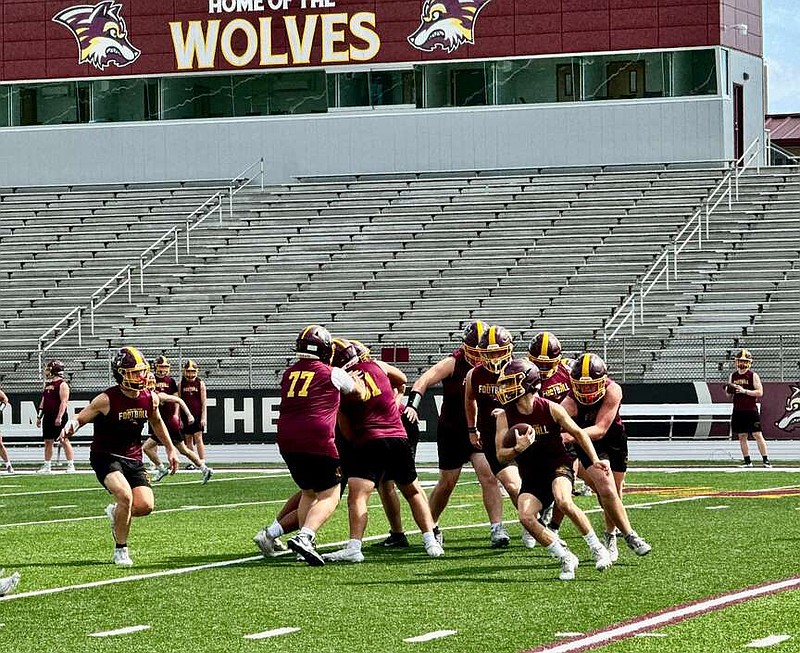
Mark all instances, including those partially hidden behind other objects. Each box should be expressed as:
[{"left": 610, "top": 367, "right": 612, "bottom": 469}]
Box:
[{"left": 2, "top": 466, "right": 800, "bottom": 653}]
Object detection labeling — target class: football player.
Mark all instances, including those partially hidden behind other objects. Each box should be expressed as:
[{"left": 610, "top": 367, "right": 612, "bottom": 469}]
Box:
[
  {"left": 561, "top": 353, "right": 652, "bottom": 560},
  {"left": 404, "top": 320, "right": 506, "bottom": 548},
  {"left": 36, "top": 360, "right": 76, "bottom": 474},
  {"left": 0, "top": 388, "right": 14, "bottom": 473},
  {"left": 495, "top": 358, "right": 612, "bottom": 580},
  {"left": 464, "top": 325, "right": 536, "bottom": 548},
  {"left": 179, "top": 359, "right": 208, "bottom": 470},
  {"left": 142, "top": 369, "right": 213, "bottom": 484},
  {"left": 58, "top": 346, "right": 179, "bottom": 567},
  {"left": 323, "top": 341, "right": 444, "bottom": 563},
  {"left": 277, "top": 326, "right": 366, "bottom": 566},
  {"left": 727, "top": 349, "right": 770, "bottom": 467}
]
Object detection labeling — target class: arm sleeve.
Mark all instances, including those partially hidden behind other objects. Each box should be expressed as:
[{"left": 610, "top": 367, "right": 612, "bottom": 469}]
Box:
[{"left": 331, "top": 367, "right": 356, "bottom": 394}]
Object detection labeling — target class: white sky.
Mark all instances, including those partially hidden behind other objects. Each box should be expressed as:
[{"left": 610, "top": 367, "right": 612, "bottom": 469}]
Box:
[{"left": 763, "top": 0, "right": 800, "bottom": 114}]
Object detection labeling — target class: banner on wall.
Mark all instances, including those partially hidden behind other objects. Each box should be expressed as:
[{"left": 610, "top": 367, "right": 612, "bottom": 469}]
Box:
[
  {"left": 0, "top": 0, "right": 740, "bottom": 83},
  {"left": 2, "top": 383, "right": 799, "bottom": 445}
]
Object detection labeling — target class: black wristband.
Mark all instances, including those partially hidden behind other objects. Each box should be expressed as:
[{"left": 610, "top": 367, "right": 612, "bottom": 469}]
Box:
[
  {"left": 468, "top": 426, "right": 478, "bottom": 433},
  {"left": 407, "top": 390, "right": 423, "bottom": 411}
]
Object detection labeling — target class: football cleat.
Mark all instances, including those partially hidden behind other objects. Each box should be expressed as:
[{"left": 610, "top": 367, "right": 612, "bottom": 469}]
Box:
[
  {"left": 36, "top": 464, "right": 53, "bottom": 474},
  {"left": 624, "top": 531, "right": 652, "bottom": 556},
  {"left": 287, "top": 534, "right": 325, "bottom": 567},
  {"left": 111, "top": 546, "right": 133, "bottom": 567},
  {"left": 201, "top": 466, "right": 213, "bottom": 485},
  {"left": 490, "top": 525, "right": 511, "bottom": 549},
  {"left": 521, "top": 529, "right": 538, "bottom": 549},
  {"left": 254, "top": 529, "right": 279, "bottom": 558},
  {"left": 763, "top": 461, "right": 772, "bottom": 468},
  {"left": 591, "top": 545, "right": 613, "bottom": 571},
  {"left": 432, "top": 525, "right": 444, "bottom": 545},
  {"left": 4, "top": 464, "right": 14, "bottom": 474},
  {"left": 378, "top": 532, "right": 410, "bottom": 548},
  {"left": 603, "top": 531, "right": 620, "bottom": 563},
  {"left": 152, "top": 466, "right": 170, "bottom": 483},
  {"left": 65, "top": 462, "right": 76, "bottom": 474},
  {"left": 105, "top": 503, "right": 117, "bottom": 543},
  {"left": 425, "top": 542, "right": 444, "bottom": 558},
  {"left": 0, "top": 570, "right": 21, "bottom": 596},
  {"left": 559, "top": 551, "right": 579, "bottom": 581},
  {"left": 273, "top": 537, "right": 288, "bottom": 552},
  {"left": 322, "top": 547, "right": 365, "bottom": 564}
]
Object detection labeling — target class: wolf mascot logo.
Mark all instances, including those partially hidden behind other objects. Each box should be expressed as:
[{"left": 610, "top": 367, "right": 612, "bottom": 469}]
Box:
[
  {"left": 53, "top": 2, "right": 140, "bottom": 71},
  {"left": 408, "top": 0, "right": 494, "bottom": 53},
  {"left": 776, "top": 385, "right": 800, "bottom": 432}
]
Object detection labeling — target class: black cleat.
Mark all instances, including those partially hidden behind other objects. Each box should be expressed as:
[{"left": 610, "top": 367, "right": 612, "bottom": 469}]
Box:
[
  {"left": 379, "top": 532, "right": 410, "bottom": 548},
  {"left": 287, "top": 534, "right": 325, "bottom": 567}
]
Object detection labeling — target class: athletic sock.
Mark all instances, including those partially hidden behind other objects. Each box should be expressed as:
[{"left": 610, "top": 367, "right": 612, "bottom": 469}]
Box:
[
  {"left": 347, "top": 539, "right": 362, "bottom": 551},
  {"left": 490, "top": 522, "right": 502, "bottom": 532},
  {"left": 298, "top": 527, "right": 316, "bottom": 540},
  {"left": 546, "top": 540, "right": 567, "bottom": 559},
  {"left": 266, "top": 520, "right": 284, "bottom": 538},
  {"left": 583, "top": 531, "right": 601, "bottom": 549}
]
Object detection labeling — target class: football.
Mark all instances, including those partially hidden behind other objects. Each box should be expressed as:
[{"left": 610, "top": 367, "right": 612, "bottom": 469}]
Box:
[{"left": 502, "top": 423, "right": 533, "bottom": 448}]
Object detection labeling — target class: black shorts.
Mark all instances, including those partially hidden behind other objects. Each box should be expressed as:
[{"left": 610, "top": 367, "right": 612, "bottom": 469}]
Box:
[
  {"left": 42, "top": 414, "right": 67, "bottom": 440},
  {"left": 520, "top": 462, "right": 575, "bottom": 508},
  {"left": 282, "top": 452, "right": 342, "bottom": 493},
  {"left": 732, "top": 410, "right": 761, "bottom": 435},
  {"left": 182, "top": 412, "right": 203, "bottom": 436},
  {"left": 437, "top": 423, "right": 480, "bottom": 471},
  {"left": 90, "top": 452, "right": 151, "bottom": 490},
  {"left": 482, "top": 435, "right": 513, "bottom": 476},
  {"left": 402, "top": 414, "right": 420, "bottom": 460},
  {"left": 349, "top": 437, "right": 417, "bottom": 487},
  {"left": 575, "top": 435, "right": 629, "bottom": 473}
]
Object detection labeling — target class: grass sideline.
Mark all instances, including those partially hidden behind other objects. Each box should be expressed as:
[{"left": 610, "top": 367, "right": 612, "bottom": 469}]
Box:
[{"left": 1, "top": 466, "right": 800, "bottom": 653}]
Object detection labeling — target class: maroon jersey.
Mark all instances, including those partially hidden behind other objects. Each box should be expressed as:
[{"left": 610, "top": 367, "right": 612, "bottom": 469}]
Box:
[
  {"left": 570, "top": 380, "right": 625, "bottom": 443},
  {"left": 438, "top": 348, "right": 473, "bottom": 431},
  {"left": 276, "top": 359, "right": 341, "bottom": 458},
  {"left": 156, "top": 375, "right": 179, "bottom": 421},
  {"left": 504, "top": 396, "right": 572, "bottom": 475},
  {"left": 180, "top": 377, "right": 203, "bottom": 418},
  {"left": 41, "top": 378, "right": 66, "bottom": 418},
  {"left": 469, "top": 363, "right": 502, "bottom": 441},
  {"left": 730, "top": 370, "right": 758, "bottom": 411},
  {"left": 541, "top": 360, "right": 572, "bottom": 404},
  {"left": 342, "top": 360, "right": 407, "bottom": 445},
  {"left": 91, "top": 386, "right": 154, "bottom": 460}
]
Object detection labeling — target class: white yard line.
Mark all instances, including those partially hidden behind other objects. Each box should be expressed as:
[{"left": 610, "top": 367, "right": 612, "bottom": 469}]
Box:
[
  {"left": 403, "top": 630, "right": 457, "bottom": 643},
  {"left": 243, "top": 627, "right": 300, "bottom": 639},
  {"left": 746, "top": 635, "right": 792, "bottom": 648},
  {"left": 50, "top": 505, "right": 78, "bottom": 510},
  {"left": 89, "top": 625, "right": 151, "bottom": 637}
]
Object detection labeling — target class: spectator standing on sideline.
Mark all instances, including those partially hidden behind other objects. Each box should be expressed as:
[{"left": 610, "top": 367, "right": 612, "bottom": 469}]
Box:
[
  {"left": 726, "top": 349, "right": 770, "bottom": 467},
  {"left": 36, "top": 360, "right": 76, "bottom": 474}
]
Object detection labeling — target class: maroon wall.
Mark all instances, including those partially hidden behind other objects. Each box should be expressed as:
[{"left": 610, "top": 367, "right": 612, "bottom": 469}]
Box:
[{"left": 0, "top": 0, "right": 761, "bottom": 82}]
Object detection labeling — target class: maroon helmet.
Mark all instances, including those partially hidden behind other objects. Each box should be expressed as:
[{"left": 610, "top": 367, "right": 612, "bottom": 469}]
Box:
[
  {"left": 296, "top": 325, "right": 334, "bottom": 364},
  {"left": 478, "top": 325, "right": 513, "bottom": 374},
  {"left": 111, "top": 346, "right": 149, "bottom": 391},
  {"left": 734, "top": 348, "right": 753, "bottom": 373},
  {"left": 527, "top": 331, "right": 562, "bottom": 379},
  {"left": 45, "top": 359, "right": 65, "bottom": 379},
  {"left": 462, "top": 320, "right": 488, "bottom": 366},
  {"left": 154, "top": 354, "right": 170, "bottom": 379},
  {"left": 349, "top": 339, "right": 371, "bottom": 362},
  {"left": 331, "top": 337, "right": 359, "bottom": 370},
  {"left": 570, "top": 353, "right": 608, "bottom": 405},
  {"left": 497, "top": 359, "right": 542, "bottom": 405},
  {"left": 182, "top": 359, "right": 199, "bottom": 381}
]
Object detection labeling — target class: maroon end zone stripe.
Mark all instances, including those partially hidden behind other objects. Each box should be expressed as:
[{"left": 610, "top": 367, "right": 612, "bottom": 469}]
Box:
[{"left": 522, "top": 575, "right": 800, "bottom": 653}]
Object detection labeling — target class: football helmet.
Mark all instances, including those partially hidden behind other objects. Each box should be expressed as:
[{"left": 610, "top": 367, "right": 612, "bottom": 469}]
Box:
[
  {"left": 182, "top": 359, "right": 199, "bottom": 381},
  {"left": 111, "top": 346, "right": 149, "bottom": 392},
  {"left": 497, "top": 359, "right": 542, "bottom": 405},
  {"left": 478, "top": 325, "right": 513, "bottom": 374},
  {"left": 462, "top": 320, "right": 488, "bottom": 366},
  {"left": 349, "top": 339, "right": 371, "bottom": 362},
  {"left": 146, "top": 371, "right": 157, "bottom": 391},
  {"left": 331, "top": 338, "right": 359, "bottom": 370},
  {"left": 570, "top": 353, "right": 608, "bottom": 405},
  {"left": 154, "top": 355, "right": 170, "bottom": 379},
  {"left": 45, "top": 359, "right": 65, "bottom": 379},
  {"left": 735, "top": 349, "right": 753, "bottom": 373},
  {"left": 527, "top": 331, "right": 562, "bottom": 379},
  {"left": 296, "top": 325, "right": 334, "bottom": 364}
]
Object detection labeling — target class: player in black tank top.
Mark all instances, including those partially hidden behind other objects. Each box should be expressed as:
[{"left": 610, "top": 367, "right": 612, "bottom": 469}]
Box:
[{"left": 727, "top": 349, "right": 770, "bottom": 467}]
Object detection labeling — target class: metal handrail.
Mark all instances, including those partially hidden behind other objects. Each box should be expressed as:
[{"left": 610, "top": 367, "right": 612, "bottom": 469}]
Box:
[
  {"left": 603, "top": 294, "right": 636, "bottom": 360},
  {"left": 139, "top": 226, "right": 179, "bottom": 293},
  {"left": 90, "top": 266, "right": 131, "bottom": 335},
  {"left": 227, "top": 157, "right": 264, "bottom": 218},
  {"left": 185, "top": 192, "right": 224, "bottom": 254},
  {"left": 38, "top": 307, "right": 83, "bottom": 372},
  {"left": 734, "top": 137, "right": 761, "bottom": 199},
  {"left": 767, "top": 142, "right": 800, "bottom": 166}
]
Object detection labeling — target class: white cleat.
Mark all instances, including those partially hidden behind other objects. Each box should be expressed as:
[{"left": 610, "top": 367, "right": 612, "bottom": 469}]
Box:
[
  {"left": 253, "top": 529, "right": 278, "bottom": 558},
  {"left": 425, "top": 542, "right": 444, "bottom": 558},
  {"left": 322, "top": 547, "right": 365, "bottom": 563},
  {"left": 105, "top": 503, "right": 117, "bottom": 543},
  {"left": 201, "top": 466, "right": 213, "bottom": 485},
  {"left": 111, "top": 546, "right": 134, "bottom": 567},
  {"left": 521, "top": 529, "right": 538, "bottom": 549},
  {"left": 152, "top": 467, "right": 170, "bottom": 483},
  {"left": 36, "top": 465, "right": 53, "bottom": 474},
  {"left": 0, "top": 571, "right": 21, "bottom": 596},
  {"left": 603, "top": 531, "right": 620, "bottom": 563},
  {"left": 65, "top": 463, "right": 76, "bottom": 474},
  {"left": 490, "top": 525, "right": 510, "bottom": 549},
  {"left": 591, "top": 545, "right": 613, "bottom": 571},
  {"left": 625, "top": 531, "right": 652, "bottom": 556},
  {"left": 559, "top": 551, "right": 579, "bottom": 581}
]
